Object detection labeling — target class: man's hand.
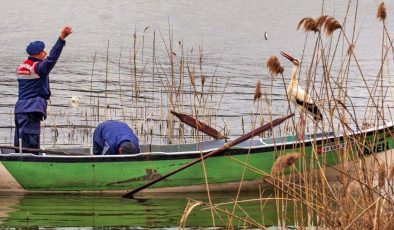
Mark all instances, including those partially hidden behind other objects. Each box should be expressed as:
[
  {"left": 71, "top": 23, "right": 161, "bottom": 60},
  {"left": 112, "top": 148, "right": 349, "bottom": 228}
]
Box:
[{"left": 60, "top": 26, "right": 73, "bottom": 40}]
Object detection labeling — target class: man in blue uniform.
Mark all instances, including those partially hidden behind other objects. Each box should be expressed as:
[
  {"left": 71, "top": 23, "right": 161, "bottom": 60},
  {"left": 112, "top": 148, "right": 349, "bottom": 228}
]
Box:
[
  {"left": 93, "top": 120, "right": 140, "bottom": 155},
  {"left": 15, "top": 26, "right": 73, "bottom": 149}
]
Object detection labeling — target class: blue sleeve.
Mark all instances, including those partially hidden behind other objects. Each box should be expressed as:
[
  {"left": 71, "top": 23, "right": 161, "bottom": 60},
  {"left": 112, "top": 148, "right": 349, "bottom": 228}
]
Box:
[
  {"left": 93, "top": 140, "right": 103, "bottom": 155},
  {"left": 36, "top": 38, "right": 66, "bottom": 77}
]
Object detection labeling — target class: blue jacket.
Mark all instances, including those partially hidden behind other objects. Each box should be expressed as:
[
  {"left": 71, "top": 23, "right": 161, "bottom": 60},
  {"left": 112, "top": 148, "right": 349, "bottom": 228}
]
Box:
[
  {"left": 93, "top": 120, "right": 140, "bottom": 155},
  {"left": 15, "top": 38, "right": 66, "bottom": 118}
]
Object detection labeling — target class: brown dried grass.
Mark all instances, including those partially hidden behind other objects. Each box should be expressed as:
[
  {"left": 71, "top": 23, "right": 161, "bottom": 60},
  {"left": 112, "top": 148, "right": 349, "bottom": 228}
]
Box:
[
  {"left": 378, "top": 164, "right": 386, "bottom": 188},
  {"left": 299, "top": 15, "right": 341, "bottom": 36},
  {"left": 271, "top": 152, "right": 301, "bottom": 174},
  {"left": 323, "top": 16, "right": 342, "bottom": 36},
  {"left": 347, "top": 44, "right": 355, "bottom": 56},
  {"left": 388, "top": 164, "right": 394, "bottom": 180},
  {"left": 297, "top": 17, "right": 320, "bottom": 33},
  {"left": 377, "top": 2, "right": 387, "bottom": 21},
  {"left": 253, "top": 80, "right": 262, "bottom": 102},
  {"left": 316, "top": 15, "right": 329, "bottom": 28},
  {"left": 383, "top": 217, "right": 394, "bottom": 230},
  {"left": 266, "top": 56, "right": 284, "bottom": 76}
]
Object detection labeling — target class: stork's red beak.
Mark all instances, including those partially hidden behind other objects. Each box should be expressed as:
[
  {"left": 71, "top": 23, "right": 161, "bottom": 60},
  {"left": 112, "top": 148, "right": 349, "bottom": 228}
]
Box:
[{"left": 280, "top": 51, "right": 294, "bottom": 62}]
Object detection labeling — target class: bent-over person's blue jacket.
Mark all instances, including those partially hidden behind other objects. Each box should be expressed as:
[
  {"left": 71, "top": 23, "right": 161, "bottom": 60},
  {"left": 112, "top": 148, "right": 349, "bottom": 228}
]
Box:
[{"left": 93, "top": 120, "right": 140, "bottom": 155}]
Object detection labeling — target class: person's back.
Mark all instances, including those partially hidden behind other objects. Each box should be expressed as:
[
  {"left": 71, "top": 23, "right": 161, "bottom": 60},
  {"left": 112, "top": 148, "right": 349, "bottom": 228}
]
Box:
[{"left": 93, "top": 120, "right": 140, "bottom": 155}]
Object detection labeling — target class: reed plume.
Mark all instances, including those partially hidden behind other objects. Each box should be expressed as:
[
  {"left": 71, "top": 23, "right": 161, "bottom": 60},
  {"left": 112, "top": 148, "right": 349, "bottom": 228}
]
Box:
[
  {"left": 201, "top": 75, "right": 206, "bottom": 87},
  {"left": 300, "top": 15, "right": 341, "bottom": 36},
  {"left": 271, "top": 152, "right": 301, "bottom": 174},
  {"left": 297, "top": 17, "right": 319, "bottom": 33},
  {"left": 266, "top": 56, "right": 284, "bottom": 76},
  {"left": 253, "top": 80, "right": 262, "bottom": 102},
  {"left": 316, "top": 15, "right": 329, "bottom": 28},
  {"left": 377, "top": 2, "right": 387, "bottom": 21},
  {"left": 347, "top": 44, "right": 355, "bottom": 56},
  {"left": 322, "top": 16, "right": 341, "bottom": 36}
]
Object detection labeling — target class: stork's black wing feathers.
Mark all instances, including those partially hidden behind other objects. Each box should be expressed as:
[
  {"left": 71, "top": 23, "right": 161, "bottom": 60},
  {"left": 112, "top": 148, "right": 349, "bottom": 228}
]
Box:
[{"left": 295, "top": 98, "right": 323, "bottom": 121}]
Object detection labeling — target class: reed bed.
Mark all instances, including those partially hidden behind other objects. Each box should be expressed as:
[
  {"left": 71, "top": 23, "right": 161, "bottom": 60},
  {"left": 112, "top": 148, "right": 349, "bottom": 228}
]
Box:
[
  {"left": 0, "top": 25, "right": 234, "bottom": 147},
  {"left": 178, "top": 1, "right": 394, "bottom": 229},
  {"left": 0, "top": 31, "right": 291, "bottom": 147}
]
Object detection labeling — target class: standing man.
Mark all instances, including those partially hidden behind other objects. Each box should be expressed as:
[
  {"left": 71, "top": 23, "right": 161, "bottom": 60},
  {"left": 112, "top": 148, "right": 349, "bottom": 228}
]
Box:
[
  {"left": 93, "top": 120, "right": 140, "bottom": 155},
  {"left": 15, "top": 26, "right": 73, "bottom": 149}
]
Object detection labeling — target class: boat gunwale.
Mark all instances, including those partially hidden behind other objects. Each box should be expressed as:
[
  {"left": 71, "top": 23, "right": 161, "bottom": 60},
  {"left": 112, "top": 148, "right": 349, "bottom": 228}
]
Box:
[{"left": 0, "top": 121, "right": 393, "bottom": 163}]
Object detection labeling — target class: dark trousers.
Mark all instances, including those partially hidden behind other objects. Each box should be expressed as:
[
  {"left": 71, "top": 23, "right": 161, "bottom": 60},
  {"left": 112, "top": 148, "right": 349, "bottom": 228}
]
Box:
[{"left": 14, "top": 113, "right": 42, "bottom": 149}]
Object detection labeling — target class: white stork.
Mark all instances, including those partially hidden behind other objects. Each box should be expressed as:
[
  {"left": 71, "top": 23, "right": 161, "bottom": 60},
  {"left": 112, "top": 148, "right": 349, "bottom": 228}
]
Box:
[{"left": 281, "top": 51, "right": 322, "bottom": 123}]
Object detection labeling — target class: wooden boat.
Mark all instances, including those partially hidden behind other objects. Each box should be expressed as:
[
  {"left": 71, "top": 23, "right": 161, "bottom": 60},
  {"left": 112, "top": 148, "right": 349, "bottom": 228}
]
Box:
[{"left": 1, "top": 121, "right": 393, "bottom": 195}]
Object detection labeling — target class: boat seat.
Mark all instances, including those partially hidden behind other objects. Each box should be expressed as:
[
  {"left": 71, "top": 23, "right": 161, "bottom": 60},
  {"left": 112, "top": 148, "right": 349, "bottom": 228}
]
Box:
[
  {"left": 0, "top": 148, "right": 16, "bottom": 154},
  {"left": 139, "top": 138, "right": 265, "bottom": 154},
  {"left": 261, "top": 135, "right": 298, "bottom": 144}
]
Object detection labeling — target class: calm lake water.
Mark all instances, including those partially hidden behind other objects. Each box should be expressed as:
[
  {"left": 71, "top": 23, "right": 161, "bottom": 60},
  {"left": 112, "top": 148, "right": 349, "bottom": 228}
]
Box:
[
  {"left": 0, "top": 0, "right": 393, "bottom": 228},
  {"left": 0, "top": 192, "right": 286, "bottom": 229}
]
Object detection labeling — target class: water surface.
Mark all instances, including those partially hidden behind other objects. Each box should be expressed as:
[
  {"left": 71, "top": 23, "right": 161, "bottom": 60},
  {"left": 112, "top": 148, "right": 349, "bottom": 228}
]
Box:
[
  {"left": 0, "top": 192, "right": 284, "bottom": 228},
  {"left": 1, "top": 0, "right": 393, "bottom": 146}
]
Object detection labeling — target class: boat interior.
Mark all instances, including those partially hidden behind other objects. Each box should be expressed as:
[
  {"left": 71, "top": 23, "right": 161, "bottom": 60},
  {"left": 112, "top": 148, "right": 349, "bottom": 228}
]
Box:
[
  {"left": 1, "top": 120, "right": 392, "bottom": 157},
  {"left": 0, "top": 133, "right": 331, "bottom": 156}
]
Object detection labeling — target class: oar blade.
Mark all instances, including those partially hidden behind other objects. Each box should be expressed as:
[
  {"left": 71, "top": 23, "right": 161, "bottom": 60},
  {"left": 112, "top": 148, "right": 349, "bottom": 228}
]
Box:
[{"left": 170, "top": 110, "right": 226, "bottom": 139}]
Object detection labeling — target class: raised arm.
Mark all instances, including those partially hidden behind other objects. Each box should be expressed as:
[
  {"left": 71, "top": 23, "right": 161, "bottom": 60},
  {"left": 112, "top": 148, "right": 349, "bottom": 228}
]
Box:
[{"left": 35, "top": 26, "right": 73, "bottom": 77}]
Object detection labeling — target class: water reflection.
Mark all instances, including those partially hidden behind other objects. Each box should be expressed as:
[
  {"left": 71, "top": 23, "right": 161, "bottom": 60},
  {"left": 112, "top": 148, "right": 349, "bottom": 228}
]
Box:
[{"left": 0, "top": 192, "right": 284, "bottom": 229}]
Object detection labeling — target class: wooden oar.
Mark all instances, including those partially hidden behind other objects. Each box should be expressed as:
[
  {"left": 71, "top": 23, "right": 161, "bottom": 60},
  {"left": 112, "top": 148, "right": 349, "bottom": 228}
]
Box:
[
  {"left": 170, "top": 110, "right": 226, "bottom": 139},
  {"left": 122, "top": 113, "right": 294, "bottom": 198},
  {"left": 0, "top": 145, "right": 86, "bottom": 156}
]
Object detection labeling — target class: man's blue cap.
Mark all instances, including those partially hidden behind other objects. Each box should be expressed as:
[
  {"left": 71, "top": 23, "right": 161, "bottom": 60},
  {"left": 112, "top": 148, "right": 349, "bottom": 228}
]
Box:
[{"left": 26, "top": 41, "right": 45, "bottom": 55}]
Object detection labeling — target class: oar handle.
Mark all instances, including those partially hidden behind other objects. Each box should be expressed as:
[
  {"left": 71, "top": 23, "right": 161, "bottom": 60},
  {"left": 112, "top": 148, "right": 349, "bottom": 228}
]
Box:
[{"left": 122, "top": 113, "right": 294, "bottom": 198}]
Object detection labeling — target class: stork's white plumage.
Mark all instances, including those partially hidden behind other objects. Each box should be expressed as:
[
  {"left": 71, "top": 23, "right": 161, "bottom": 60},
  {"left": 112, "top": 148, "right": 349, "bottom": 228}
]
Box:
[{"left": 281, "top": 51, "right": 322, "bottom": 122}]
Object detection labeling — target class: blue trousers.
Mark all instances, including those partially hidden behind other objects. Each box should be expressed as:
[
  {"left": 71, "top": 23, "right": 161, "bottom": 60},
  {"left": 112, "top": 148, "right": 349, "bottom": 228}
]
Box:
[{"left": 14, "top": 113, "right": 42, "bottom": 149}]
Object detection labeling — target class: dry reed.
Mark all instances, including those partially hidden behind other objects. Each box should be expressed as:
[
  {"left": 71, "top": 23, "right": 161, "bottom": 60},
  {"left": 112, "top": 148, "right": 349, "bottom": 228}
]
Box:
[
  {"left": 298, "top": 15, "right": 341, "bottom": 36},
  {"left": 347, "top": 44, "right": 355, "bottom": 56},
  {"left": 377, "top": 2, "right": 387, "bottom": 21},
  {"left": 266, "top": 56, "right": 284, "bottom": 76},
  {"left": 322, "top": 16, "right": 341, "bottom": 36},
  {"left": 254, "top": 80, "right": 262, "bottom": 102},
  {"left": 388, "top": 164, "right": 394, "bottom": 180},
  {"left": 378, "top": 164, "right": 386, "bottom": 188},
  {"left": 271, "top": 152, "right": 301, "bottom": 175},
  {"left": 297, "top": 17, "right": 319, "bottom": 33}
]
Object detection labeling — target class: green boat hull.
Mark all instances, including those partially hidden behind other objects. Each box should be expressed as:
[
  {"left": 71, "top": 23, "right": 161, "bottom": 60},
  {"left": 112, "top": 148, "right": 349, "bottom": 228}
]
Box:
[{"left": 1, "top": 124, "right": 393, "bottom": 193}]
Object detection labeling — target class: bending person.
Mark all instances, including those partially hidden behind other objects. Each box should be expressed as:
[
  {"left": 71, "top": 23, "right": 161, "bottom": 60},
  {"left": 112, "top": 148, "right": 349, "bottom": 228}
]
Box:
[{"left": 93, "top": 120, "right": 140, "bottom": 155}]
